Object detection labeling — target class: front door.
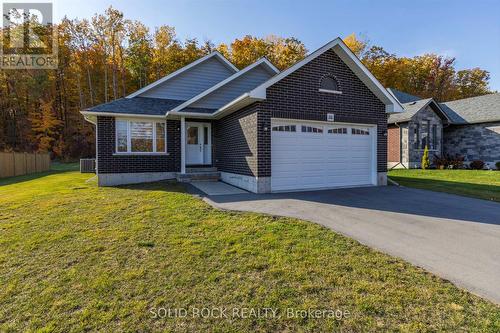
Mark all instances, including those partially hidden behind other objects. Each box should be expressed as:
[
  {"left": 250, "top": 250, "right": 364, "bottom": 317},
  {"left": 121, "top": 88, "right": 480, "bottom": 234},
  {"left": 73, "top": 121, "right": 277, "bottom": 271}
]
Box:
[{"left": 186, "top": 122, "right": 211, "bottom": 165}]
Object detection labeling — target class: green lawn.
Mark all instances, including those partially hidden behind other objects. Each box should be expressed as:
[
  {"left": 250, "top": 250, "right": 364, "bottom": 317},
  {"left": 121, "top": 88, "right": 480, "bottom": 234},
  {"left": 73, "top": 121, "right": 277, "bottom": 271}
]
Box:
[
  {"left": 1, "top": 167, "right": 499, "bottom": 332},
  {"left": 389, "top": 169, "right": 500, "bottom": 202}
]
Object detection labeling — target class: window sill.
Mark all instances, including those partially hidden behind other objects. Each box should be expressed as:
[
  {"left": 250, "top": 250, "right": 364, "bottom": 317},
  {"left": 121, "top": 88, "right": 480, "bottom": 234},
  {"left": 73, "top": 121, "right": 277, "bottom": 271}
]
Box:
[
  {"left": 113, "top": 152, "right": 170, "bottom": 156},
  {"left": 318, "top": 89, "right": 342, "bottom": 95}
]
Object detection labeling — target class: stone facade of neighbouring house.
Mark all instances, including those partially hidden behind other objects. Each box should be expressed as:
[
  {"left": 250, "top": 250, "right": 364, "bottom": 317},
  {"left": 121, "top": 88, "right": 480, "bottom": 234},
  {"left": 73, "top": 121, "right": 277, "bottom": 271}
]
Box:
[
  {"left": 388, "top": 90, "right": 500, "bottom": 169},
  {"left": 443, "top": 121, "right": 500, "bottom": 168},
  {"left": 407, "top": 105, "right": 443, "bottom": 168},
  {"left": 387, "top": 97, "right": 446, "bottom": 169}
]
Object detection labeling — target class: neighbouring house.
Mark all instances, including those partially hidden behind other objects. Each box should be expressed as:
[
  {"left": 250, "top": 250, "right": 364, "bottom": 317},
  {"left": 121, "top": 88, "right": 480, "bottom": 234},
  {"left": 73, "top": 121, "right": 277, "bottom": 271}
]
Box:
[
  {"left": 81, "top": 38, "right": 403, "bottom": 193},
  {"left": 440, "top": 93, "right": 500, "bottom": 168},
  {"left": 387, "top": 89, "right": 451, "bottom": 169},
  {"left": 387, "top": 90, "right": 500, "bottom": 169}
]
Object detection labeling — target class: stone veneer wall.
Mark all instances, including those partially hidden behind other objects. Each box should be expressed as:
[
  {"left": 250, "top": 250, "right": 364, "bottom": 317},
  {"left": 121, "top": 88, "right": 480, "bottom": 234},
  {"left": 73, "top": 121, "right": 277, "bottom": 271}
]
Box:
[
  {"left": 443, "top": 121, "right": 500, "bottom": 167},
  {"left": 407, "top": 105, "right": 443, "bottom": 168}
]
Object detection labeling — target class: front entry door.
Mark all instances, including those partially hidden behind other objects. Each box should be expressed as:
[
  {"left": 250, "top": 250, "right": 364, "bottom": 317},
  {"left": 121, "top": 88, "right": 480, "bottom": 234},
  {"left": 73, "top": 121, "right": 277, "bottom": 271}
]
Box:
[{"left": 186, "top": 122, "right": 211, "bottom": 165}]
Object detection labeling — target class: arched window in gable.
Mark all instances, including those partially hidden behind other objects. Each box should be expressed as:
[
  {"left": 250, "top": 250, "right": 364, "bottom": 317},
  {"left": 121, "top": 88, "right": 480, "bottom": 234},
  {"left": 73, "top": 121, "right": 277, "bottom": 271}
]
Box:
[{"left": 319, "top": 75, "right": 341, "bottom": 94}]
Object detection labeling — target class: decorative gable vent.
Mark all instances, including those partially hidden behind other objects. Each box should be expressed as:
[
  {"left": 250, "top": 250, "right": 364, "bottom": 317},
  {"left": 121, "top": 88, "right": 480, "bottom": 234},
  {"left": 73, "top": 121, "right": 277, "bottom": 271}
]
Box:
[{"left": 319, "top": 74, "right": 342, "bottom": 94}]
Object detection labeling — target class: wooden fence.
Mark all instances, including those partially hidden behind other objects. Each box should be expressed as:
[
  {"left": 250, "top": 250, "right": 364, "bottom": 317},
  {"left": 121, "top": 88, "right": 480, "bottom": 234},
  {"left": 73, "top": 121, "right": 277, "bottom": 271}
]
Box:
[{"left": 0, "top": 152, "right": 51, "bottom": 178}]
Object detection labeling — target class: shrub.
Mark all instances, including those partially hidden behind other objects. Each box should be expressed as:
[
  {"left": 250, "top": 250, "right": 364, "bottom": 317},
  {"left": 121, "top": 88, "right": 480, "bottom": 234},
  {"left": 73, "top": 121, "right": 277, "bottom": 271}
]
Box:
[
  {"left": 469, "top": 160, "right": 485, "bottom": 170},
  {"left": 421, "top": 145, "right": 430, "bottom": 169},
  {"left": 496, "top": 161, "right": 500, "bottom": 170},
  {"left": 432, "top": 154, "right": 464, "bottom": 169}
]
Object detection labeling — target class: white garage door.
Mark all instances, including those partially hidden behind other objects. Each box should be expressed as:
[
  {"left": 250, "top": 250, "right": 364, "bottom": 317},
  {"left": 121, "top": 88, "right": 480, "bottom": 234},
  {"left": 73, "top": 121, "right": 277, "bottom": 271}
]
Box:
[{"left": 271, "top": 120, "right": 375, "bottom": 192}]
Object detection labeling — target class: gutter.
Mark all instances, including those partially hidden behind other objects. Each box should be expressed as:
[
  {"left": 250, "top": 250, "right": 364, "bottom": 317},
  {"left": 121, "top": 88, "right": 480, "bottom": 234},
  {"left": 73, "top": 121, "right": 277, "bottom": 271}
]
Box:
[{"left": 80, "top": 111, "right": 166, "bottom": 119}]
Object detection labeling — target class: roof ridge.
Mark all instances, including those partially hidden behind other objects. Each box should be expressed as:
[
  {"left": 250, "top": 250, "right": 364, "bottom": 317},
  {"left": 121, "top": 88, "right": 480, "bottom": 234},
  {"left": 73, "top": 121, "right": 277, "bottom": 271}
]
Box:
[{"left": 442, "top": 92, "right": 499, "bottom": 104}]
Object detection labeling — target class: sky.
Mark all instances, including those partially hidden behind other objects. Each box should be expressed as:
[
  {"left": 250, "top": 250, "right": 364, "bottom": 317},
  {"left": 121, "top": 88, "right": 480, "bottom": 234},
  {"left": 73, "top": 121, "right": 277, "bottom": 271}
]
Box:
[{"left": 54, "top": 0, "right": 500, "bottom": 90}]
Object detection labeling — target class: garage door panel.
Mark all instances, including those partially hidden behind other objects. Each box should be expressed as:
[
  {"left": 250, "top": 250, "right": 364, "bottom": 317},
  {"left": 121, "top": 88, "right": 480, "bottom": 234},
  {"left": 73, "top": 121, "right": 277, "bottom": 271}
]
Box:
[{"left": 272, "top": 121, "right": 374, "bottom": 192}]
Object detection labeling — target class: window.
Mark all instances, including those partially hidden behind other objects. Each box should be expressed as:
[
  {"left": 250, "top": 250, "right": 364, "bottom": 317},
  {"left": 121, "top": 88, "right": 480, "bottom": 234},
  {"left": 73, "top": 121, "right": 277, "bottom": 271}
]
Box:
[
  {"left": 131, "top": 121, "right": 153, "bottom": 152},
  {"left": 156, "top": 122, "right": 166, "bottom": 152},
  {"left": 319, "top": 75, "right": 341, "bottom": 94},
  {"left": 116, "top": 120, "right": 128, "bottom": 152},
  {"left": 327, "top": 127, "right": 347, "bottom": 134},
  {"left": 414, "top": 124, "right": 420, "bottom": 149},
  {"left": 431, "top": 124, "right": 437, "bottom": 150},
  {"left": 272, "top": 125, "right": 296, "bottom": 132},
  {"left": 187, "top": 127, "right": 198, "bottom": 144},
  {"left": 301, "top": 125, "right": 323, "bottom": 133},
  {"left": 115, "top": 119, "right": 167, "bottom": 153},
  {"left": 204, "top": 126, "right": 209, "bottom": 145},
  {"left": 351, "top": 128, "right": 370, "bottom": 135}
]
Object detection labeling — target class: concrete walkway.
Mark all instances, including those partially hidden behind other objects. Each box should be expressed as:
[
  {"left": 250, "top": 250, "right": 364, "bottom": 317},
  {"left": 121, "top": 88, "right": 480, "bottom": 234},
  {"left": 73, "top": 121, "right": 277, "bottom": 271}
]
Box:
[
  {"left": 191, "top": 181, "right": 248, "bottom": 196},
  {"left": 204, "top": 186, "right": 500, "bottom": 304}
]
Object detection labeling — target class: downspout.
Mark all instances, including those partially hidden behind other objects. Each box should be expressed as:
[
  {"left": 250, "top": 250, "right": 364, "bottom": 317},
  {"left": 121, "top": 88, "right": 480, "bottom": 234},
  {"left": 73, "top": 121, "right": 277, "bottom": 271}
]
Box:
[
  {"left": 180, "top": 117, "right": 186, "bottom": 174},
  {"left": 84, "top": 115, "right": 98, "bottom": 176}
]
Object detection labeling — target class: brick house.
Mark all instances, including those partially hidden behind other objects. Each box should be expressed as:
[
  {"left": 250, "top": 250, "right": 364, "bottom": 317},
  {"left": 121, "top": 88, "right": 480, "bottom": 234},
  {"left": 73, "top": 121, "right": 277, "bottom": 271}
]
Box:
[
  {"left": 81, "top": 38, "right": 404, "bottom": 193},
  {"left": 387, "top": 90, "right": 500, "bottom": 169}
]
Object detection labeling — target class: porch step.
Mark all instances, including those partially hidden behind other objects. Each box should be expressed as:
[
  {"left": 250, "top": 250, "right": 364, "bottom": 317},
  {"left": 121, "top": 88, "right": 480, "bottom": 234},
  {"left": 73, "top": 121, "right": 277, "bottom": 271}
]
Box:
[
  {"left": 186, "top": 167, "right": 218, "bottom": 173},
  {"left": 177, "top": 171, "right": 220, "bottom": 182}
]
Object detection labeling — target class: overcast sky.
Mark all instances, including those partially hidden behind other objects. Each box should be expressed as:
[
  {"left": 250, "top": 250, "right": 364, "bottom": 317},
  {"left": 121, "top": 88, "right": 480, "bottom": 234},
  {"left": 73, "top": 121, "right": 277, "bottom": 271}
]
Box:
[{"left": 54, "top": 0, "right": 500, "bottom": 90}]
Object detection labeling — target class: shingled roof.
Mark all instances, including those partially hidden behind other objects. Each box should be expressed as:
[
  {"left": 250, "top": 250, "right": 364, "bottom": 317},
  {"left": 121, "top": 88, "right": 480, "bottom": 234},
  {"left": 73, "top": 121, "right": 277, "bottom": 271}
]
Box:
[
  {"left": 84, "top": 97, "right": 185, "bottom": 116},
  {"left": 387, "top": 88, "right": 422, "bottom": 104},
  {"left": 387, "top": 98, "right": 450, "bottom": 124},
  {"left": 439, "top": 93, "right": 500, "bottom": 125}
]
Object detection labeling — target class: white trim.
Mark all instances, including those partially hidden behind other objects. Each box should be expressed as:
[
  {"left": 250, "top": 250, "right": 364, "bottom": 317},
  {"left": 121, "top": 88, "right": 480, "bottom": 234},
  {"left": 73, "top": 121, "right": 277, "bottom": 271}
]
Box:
[
  {"left": 318, "top": 88, "right": 342, "bottom": 95},
  {"left": 113, "top": 152, "right": 169, "bottom": 156},
  {"left": 81, "top": 111, "right": 165, "bottom": 119},
  {"left": 126, "top": 52, "right": 238, "bottom": 98},
  {"left": 170, "top": 58, "right": 279, "bottom": 113},
  {"left": 248, "top": 38, "right": 403, "bottom": 113}
]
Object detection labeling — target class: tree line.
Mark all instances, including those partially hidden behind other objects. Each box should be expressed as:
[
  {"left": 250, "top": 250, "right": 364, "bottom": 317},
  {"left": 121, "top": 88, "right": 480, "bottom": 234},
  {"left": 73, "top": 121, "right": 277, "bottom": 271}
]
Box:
[{"left": 0, "top": 7, "right": 493, "bottom": 159}]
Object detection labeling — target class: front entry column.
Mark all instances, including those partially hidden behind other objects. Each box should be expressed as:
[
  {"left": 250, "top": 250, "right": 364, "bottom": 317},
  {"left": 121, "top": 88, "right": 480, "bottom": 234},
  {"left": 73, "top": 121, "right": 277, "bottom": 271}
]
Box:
[{"left": 180, "top": 117, "right": 186, "bottom": 174}]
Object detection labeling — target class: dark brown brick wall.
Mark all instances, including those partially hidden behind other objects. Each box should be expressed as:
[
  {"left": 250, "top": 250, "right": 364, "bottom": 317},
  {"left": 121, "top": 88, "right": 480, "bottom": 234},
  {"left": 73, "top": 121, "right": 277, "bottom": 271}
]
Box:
[
  {"left": 96, "top": 116, "right": 180, "bottom": 174},
  {"left": 258, "top": 48, "right": 388, "bottom": 176},
  {"left": 213, "top": 48, "right": 388, "bottom": 178},
  {"left": 387, "top": 125, "right": 400, "bottom": 162},
  {"left": 213, "top": 104, "right": 259, "bottom": 176}
]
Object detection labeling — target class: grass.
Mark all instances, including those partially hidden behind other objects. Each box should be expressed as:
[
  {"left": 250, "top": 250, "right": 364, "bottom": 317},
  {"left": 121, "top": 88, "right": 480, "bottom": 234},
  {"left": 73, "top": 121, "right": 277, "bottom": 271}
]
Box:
[
  {"left": 0, "top": 166, "right": 499, "bottom": 332},
  {"left": 388, "top": 169, "right": 500, "bottom": 202}
]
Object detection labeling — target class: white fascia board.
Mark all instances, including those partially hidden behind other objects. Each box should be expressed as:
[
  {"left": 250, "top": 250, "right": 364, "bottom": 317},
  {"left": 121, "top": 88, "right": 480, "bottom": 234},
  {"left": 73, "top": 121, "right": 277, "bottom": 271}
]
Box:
[
  {"left": 249, "top": 37, "right": 404, "bottom": 113},
  {"left": 80, "top": 111, "right": 166, "bottom": 119},
  {"left": 213, "top": 93, "right": 263, "bottom": 119},
  {"left": 83, "top": 115, "right": 97, "bottom": 125},
  {"left": 126, "top": 51, "right": 238, "bottom": 98},
  {"left": 169, "top": 58, "right": 279, "bottom": 113}
]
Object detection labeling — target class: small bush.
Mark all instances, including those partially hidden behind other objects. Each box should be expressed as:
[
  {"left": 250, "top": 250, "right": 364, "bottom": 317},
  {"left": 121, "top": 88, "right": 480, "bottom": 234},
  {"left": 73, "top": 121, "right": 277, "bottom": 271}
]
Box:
[
  {"left": 421, "top": 146, "right": 430, "bottom": 169},
  {"left": 432, "top": 154, "right": 464, "bottom": 169},
  {"left": 496, "top": 161, "right": 500, "bottom": 170},
  {"left": 469, "top": 160, "right": 485, "bottom": 170}
]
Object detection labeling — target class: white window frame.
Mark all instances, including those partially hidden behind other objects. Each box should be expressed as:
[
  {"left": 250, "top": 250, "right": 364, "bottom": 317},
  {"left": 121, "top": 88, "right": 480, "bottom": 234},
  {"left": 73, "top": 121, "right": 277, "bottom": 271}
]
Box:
[
  {"left": 115, "top": 118, "right": 168, "bottom": 155},
  {"left": 318, "top": 88, "right": 342, "bottom": 95}
]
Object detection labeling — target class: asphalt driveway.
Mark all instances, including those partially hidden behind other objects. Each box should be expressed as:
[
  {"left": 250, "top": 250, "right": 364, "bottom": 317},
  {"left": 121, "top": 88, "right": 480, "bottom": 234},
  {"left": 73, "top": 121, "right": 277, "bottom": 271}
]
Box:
[{"left": 204, "top": 185, "right": 500, "bottom": 304}]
